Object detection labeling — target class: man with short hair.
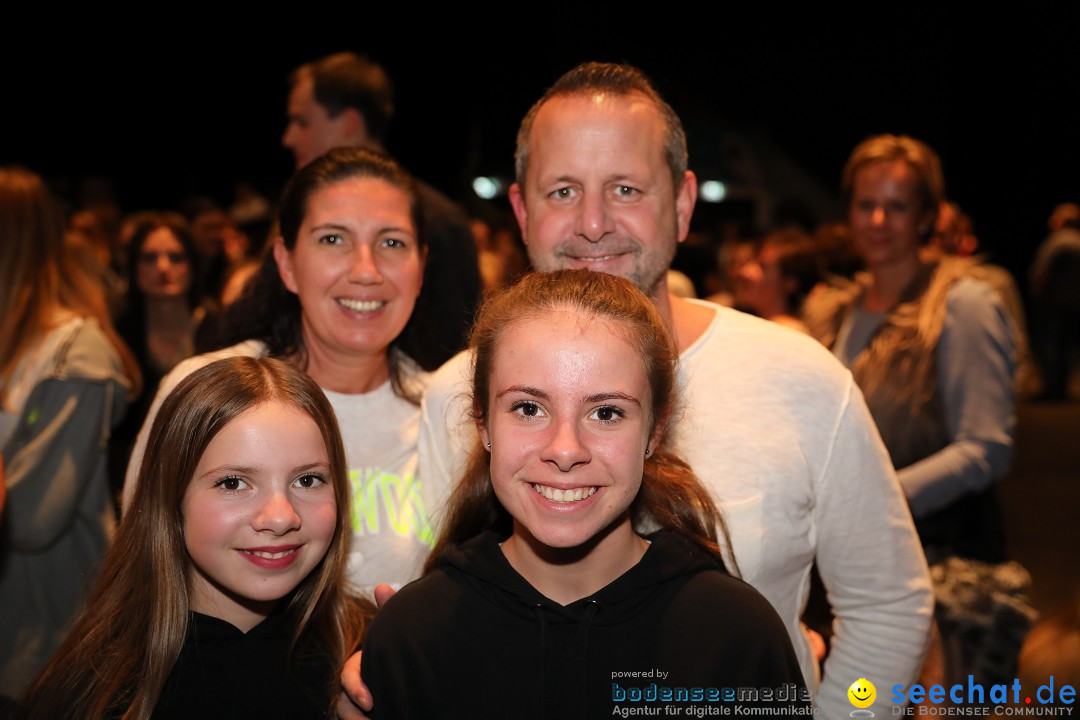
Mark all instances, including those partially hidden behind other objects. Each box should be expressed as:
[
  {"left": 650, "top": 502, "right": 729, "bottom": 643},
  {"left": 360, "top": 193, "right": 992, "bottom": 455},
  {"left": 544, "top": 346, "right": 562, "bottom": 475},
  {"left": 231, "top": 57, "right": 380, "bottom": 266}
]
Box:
[
  {"left": 283, "top": 52, "right": 480, "bottom": 369},
  {"left": 416, "top": 63, "right": 933, "bottom": 718}
]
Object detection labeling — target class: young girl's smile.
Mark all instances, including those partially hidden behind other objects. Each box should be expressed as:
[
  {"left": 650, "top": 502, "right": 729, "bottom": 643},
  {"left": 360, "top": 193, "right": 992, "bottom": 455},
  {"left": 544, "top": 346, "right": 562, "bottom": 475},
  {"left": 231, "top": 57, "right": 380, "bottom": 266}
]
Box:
[{"left": 183, "top": 401, "right": 338, "bottom": 631}]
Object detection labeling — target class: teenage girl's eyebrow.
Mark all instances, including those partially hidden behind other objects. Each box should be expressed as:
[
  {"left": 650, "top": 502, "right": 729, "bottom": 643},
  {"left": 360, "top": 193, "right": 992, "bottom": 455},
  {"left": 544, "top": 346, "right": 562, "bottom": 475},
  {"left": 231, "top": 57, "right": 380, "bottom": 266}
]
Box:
[
  {"left": 292, "top": 462, "right": 331, "bottom": 475},
  {"left": 496, "top": 385, "right": 549, "bottom": 400},
  {"left": 583, "top": 392, "right": 640, "bottom": 406}
]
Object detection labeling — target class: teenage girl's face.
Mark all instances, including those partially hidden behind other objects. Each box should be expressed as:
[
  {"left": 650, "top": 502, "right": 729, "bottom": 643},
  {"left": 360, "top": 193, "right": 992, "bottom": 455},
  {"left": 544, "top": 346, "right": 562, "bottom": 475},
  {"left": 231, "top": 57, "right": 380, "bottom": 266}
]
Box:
[
  {"left": 481, "top": 309, "right": 656, "bottom": 551},
  {"left": 136, "top": 227, "right": 191, "bottom": 299},
  {"left": 183, "top": 401, "right": 337, "bottom": 632},
  {"left": 274, "top": 176, "right": 424, "bottom": 366}
]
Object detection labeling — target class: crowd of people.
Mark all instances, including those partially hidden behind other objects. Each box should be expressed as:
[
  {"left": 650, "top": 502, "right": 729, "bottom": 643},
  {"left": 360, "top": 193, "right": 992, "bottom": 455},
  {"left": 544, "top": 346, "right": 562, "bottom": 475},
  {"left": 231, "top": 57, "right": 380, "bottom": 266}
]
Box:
[{"left": 1, "top": 54, "right": 1076, "bottom": 719}]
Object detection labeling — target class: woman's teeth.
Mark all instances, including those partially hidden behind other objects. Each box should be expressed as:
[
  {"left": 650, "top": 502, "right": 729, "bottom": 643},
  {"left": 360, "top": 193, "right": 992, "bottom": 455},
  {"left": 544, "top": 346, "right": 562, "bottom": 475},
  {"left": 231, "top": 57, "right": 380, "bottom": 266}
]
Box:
[
  {"left": 337, "top": 298, "right": 385, "bottom": 312},
  {"left": 532, "top": 484, "right": 597, "bottom": 503}
]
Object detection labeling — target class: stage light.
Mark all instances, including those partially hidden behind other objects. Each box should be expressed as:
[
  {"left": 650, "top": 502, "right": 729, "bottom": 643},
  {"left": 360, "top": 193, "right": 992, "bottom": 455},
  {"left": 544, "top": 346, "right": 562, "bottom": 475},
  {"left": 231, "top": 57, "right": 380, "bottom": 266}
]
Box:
[{"left": 699, "top": 180, "right": 726, "bottom": 203}]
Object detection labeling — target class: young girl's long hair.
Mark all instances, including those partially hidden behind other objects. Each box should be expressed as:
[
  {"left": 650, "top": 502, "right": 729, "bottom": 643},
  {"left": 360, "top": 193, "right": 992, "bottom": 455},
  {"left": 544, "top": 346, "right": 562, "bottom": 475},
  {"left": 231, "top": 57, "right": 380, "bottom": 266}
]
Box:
[
  {"left": 0, "top": 166, "right": 140, "bottom": 403},
  {"left": 427, "top": 269, "right": 737, "bottom": 574},
  {"left": 21, "top": 356, "right": 371, "bottom": 720}
]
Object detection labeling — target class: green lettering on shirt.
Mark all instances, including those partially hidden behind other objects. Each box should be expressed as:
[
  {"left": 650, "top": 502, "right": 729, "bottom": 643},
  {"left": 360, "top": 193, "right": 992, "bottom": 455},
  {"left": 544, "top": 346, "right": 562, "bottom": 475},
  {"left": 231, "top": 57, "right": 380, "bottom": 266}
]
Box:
[{"left": 348, "top": 469, "right": 434, "bottom": 547}]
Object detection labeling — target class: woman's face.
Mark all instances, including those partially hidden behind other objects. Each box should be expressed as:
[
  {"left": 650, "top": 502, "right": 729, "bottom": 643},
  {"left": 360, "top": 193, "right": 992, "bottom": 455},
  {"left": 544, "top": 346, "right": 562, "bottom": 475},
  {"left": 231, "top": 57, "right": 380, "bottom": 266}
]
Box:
[
  {"left": 183, "top": 401, "right": 337, "bottom": 632},
  {"left": 136, "top": 227, "right": 192, "bottom": 299},
  {"left": 275, "top": 176, "right": 423, "bottom": 364},
  {"left": 849, "top": 160, "right": 930, "bottom": 271},
  {"left": 481, "top": 309, "right": 655, "bottom": 551}
]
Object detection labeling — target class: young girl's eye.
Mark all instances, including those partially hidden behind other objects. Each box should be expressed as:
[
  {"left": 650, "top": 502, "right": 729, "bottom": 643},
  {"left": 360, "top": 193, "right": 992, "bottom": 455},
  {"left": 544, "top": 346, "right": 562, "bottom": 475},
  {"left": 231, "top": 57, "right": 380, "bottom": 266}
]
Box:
[
  {"left": 590, "top": 406, "right": 624, "bottom": 424},
  {"left": 213, "top": 476, "right": 248, "bottom": 492},
  {"left": 381, "top": 237, "right": 408, "bottom": 249},
  {"left": 293, "top": 473, "right": 326, "bottom": 489},
  {"left": 319, "top": 234, "right": 344, "bottom": 245},
  {"left": 511, "top": 401, "right": 545, "bottom": 419}
]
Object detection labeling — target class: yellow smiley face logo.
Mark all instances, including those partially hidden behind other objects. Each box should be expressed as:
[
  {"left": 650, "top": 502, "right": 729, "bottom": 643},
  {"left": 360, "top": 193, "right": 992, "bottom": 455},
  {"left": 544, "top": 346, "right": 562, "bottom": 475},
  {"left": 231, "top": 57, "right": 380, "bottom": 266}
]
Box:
[{"left": 848, "top": 678, "right": 876, "bottom": 708}]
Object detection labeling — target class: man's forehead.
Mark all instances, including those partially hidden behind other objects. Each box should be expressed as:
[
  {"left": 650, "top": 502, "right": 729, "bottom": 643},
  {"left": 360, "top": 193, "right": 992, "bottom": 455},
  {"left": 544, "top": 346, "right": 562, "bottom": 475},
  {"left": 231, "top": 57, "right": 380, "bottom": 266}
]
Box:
[
  {"left": 289, "top": 77, "right": 318, "bottom": 110},
  {"left": 533, "top": 91, "right": 662, "bottom": 130},
  {"left": 526, "top": 92, "right": 667, "bottom": 178}
]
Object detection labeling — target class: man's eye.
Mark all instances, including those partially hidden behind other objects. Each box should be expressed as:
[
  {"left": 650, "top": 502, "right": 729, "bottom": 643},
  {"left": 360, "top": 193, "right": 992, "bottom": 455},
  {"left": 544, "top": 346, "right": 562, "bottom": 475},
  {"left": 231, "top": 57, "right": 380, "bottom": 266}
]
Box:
[
  {"left": 320, "top": 234, "right": 343, "bottom": 245},
  {"left": 615, "top": 185, "right": 638, "bottom": 197},
  {"left": 551, "top": 187, "right": 574, "bottom": 200},
  {"left": 382, "top": 237, "right": 407, "bottom": 249}
]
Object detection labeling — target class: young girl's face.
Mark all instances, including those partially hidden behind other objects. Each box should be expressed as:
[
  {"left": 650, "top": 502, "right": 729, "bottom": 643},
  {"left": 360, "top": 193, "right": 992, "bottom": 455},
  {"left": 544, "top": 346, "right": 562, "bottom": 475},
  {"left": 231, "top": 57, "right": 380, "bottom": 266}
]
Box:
[
  {"left": 482, "top": 308, "right": 655, "bottom": 550},
  {"left": 183, "top": 400, "right": 337, "bottom": 631}
]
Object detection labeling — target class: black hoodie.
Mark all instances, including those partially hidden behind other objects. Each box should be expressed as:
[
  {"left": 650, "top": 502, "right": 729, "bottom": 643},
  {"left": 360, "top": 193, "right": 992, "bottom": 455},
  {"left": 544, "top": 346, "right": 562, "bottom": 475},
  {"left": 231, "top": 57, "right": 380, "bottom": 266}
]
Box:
[{"left": 362, "top": 530, "right": 810, "bottom": 720}]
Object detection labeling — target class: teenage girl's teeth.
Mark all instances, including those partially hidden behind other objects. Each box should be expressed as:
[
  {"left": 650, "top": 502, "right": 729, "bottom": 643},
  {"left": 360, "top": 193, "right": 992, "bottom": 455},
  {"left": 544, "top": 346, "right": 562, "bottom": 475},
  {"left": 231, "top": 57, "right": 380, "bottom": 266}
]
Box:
[
  {"left": 532, "top": 484, "right": 597, "bottom": 503},
  {"left": 337, "top": 298, "right": 385, "bottom": 312}
]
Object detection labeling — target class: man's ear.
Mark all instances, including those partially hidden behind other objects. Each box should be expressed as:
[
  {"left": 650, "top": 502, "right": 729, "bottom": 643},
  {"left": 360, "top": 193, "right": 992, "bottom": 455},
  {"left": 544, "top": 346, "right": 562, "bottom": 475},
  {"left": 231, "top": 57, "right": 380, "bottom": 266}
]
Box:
[
  {"left": 509, "top": 182, "right": 528, "bottom": 245},
  {"left": 273, "top": 237, "right": 299, "bottom": 295},
  {"left": 675, "top": 170, "right": 698, "bottom": 244},
  {"left": 338, "top": 107, "right": 369, "bottom": 146}
]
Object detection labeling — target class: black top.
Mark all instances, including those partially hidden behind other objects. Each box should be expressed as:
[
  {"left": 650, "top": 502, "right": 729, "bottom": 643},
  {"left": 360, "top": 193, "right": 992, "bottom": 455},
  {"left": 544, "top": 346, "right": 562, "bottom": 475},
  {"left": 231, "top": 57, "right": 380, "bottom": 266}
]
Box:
[
  {"left": 362, "top": 530, "right": 809, "bottom": 720},
  {"left": 152, "top": 611, "right": 333, "bottom": 720}
]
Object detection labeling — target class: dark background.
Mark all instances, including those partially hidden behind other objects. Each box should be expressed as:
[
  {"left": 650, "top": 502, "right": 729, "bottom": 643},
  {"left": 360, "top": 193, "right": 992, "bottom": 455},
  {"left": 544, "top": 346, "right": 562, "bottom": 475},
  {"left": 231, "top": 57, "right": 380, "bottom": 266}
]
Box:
[{"left": 4, "top": 11, "right": 1079, "bottom": 283}]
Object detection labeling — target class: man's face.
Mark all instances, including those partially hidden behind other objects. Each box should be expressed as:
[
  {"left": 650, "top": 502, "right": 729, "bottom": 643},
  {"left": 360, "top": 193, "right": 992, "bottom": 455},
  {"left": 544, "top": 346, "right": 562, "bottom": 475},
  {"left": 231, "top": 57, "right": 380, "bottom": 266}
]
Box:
[
  {"left": 282, "top": 76, "right": 356, "bottom": 169},
  {"left": 509, "top": 93, "right": 696, "bottom": 298}
]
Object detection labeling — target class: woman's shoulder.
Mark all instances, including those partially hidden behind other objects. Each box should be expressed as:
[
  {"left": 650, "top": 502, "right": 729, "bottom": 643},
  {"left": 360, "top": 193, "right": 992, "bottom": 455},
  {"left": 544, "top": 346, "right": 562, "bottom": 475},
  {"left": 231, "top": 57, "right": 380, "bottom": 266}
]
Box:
[{"left": 47, "top": 316, "right": 128, "bottom": 386}]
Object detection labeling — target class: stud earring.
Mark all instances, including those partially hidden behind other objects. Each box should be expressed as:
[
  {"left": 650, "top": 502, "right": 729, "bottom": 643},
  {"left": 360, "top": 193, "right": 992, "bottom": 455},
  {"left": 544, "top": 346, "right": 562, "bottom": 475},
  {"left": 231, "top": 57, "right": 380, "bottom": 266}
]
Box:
[{"left": 486, "top": 442, "right": 491, "bottom": 449}]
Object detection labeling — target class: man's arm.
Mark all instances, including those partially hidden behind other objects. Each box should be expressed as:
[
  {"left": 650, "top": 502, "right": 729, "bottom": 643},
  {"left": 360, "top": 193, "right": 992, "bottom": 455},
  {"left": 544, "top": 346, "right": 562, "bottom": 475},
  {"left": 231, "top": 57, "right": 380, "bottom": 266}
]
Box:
[
  {"left": 814, "top": 379, "right": 934, "bottom": 717},
  {"left": 337, "top": 585, "right": 396, "bottom": 719}
]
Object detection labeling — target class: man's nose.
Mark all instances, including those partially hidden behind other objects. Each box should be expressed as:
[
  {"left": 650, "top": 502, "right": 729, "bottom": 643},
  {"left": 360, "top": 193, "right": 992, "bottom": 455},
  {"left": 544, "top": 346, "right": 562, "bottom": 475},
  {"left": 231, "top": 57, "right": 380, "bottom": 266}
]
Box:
[{"left": 575, "top": 192, "right": 615, "bottom": 243}]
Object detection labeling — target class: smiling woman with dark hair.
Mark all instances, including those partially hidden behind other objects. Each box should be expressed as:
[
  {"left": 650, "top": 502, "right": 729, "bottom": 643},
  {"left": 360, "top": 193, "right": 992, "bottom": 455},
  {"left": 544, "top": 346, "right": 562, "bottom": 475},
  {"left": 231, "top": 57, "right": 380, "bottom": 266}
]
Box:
[{"left": 122, "top": 147, "right": 439, "bottom": 599}]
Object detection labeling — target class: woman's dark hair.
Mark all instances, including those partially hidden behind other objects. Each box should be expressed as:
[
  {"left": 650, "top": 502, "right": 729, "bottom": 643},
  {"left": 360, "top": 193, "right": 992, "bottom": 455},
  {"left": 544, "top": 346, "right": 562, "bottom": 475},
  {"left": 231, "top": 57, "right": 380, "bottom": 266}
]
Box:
[
  {"left": 427, "top": 269, "right": 738, "bottom": 575},
  {"left": 214, "top": 147, "right": 426, "bottom": 402}
]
